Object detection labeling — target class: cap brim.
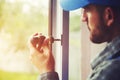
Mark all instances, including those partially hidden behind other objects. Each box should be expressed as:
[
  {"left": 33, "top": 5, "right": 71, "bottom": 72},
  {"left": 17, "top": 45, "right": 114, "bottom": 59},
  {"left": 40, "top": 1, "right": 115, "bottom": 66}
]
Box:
[{"left": 60, "top": 0, "right": 89, "bottom": 11}]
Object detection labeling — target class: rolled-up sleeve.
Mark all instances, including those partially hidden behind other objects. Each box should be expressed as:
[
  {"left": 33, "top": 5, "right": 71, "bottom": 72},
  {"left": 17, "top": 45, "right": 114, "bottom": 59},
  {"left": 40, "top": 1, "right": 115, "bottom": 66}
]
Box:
[{"left": 38, "top": 72, "right": 59, "bottom": 80}]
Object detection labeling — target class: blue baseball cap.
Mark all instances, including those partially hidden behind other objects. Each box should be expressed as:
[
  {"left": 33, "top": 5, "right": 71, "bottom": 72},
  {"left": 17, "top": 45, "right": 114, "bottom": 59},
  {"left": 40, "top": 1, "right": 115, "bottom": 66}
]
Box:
[{"left": 60, "top": 0, "right": 120, "bottom": 11}]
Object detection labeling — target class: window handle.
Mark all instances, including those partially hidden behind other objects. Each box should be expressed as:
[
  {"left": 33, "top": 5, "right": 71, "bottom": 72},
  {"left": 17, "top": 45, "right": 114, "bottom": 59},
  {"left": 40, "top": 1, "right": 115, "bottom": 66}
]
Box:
[{"left": 49, "top": 34, "right": 63, "bottom": 46}]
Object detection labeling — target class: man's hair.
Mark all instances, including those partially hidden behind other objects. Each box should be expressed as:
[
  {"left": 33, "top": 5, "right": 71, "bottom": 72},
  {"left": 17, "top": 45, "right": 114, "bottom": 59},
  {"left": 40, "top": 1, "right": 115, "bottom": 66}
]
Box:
[
  {"left": 94, "top": 4, "right": 120, "bottom": 14},
  {"left": 89, "top": 4, "right": 120, "bottom": 22},
  {"left": 110, "top": 6, "right": 120, "bottom": 14}
]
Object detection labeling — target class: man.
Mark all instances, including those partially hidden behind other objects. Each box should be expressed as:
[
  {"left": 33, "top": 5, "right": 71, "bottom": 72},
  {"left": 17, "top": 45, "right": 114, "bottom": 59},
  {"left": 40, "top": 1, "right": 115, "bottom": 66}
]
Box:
[{"left": 28, "top": 0, "right": 120, "bottom": 80}]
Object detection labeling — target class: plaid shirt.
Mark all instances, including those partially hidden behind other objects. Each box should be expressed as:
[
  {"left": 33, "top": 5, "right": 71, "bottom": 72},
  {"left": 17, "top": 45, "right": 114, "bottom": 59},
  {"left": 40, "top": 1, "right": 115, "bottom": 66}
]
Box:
[{"left": 87, "top": 36, "right": 120, "bottom": 80}]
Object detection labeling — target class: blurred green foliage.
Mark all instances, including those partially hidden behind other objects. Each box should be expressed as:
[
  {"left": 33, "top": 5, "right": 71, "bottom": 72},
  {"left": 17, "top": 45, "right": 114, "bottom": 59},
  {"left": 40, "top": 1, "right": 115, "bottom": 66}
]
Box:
[
  {"left": 70, "top": 15, "right": 80, "bottom": 32},
  {"left": 0, "top": 0, "right": 48, "bottom": 52},
  {"left": 0, "top": 69, "right": 38, "bottom": 80},
  {"left": 0, "top": 1, "right": 48, "bottom": 79}
]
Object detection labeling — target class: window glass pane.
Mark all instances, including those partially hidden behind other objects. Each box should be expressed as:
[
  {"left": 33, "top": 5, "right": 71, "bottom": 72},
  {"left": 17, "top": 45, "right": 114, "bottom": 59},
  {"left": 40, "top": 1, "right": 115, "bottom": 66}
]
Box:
[
  {"left": 0, "top": 0, "right": 48, "bottom": 80},
  {"left": 69, "top": 9, "right": 81, "bottom": 80}
]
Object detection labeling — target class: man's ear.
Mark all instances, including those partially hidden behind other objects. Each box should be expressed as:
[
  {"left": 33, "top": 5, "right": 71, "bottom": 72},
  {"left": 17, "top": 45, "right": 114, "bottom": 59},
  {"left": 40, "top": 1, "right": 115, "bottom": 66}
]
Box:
[{"left": 104, "top": 7, "right": 114, "bottom": 26}]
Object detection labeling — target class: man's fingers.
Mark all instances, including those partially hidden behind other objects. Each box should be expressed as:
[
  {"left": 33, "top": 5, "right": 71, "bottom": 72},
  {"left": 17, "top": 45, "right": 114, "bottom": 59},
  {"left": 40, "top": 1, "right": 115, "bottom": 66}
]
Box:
[
  {"left": 37, "top": 36, "right": 46, "bottom": 51},
  {"left": 30, "top": 36, "right": 39, "bottom": 47},
  {"left": 30, "top": 33, "right": 46, "bottom": 51},
  {"left": 29, "top": 33, "right": 55, "bottom": 55},
  {"left": 42, "top": 37, "right": 54, "bottom": 48}
]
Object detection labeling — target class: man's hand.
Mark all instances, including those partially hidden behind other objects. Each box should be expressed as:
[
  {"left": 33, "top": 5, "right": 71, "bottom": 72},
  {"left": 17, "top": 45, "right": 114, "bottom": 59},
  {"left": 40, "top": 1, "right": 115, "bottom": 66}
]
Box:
[{"left": 28, "top": 33, "right": 55, "bottom": 74}]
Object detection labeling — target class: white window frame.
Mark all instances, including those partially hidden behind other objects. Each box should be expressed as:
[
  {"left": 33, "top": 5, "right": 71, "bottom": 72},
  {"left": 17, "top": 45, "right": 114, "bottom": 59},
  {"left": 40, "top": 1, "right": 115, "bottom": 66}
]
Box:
[{"left": 49, "top": 0, "right": 69, "bottom": 80}]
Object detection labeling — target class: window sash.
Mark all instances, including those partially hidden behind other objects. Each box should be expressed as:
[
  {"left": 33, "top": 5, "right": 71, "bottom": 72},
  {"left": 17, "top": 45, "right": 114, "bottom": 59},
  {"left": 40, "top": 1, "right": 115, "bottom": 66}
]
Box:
[{"left": 49, "top": 0, "right": 69, "bottom": 80}]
